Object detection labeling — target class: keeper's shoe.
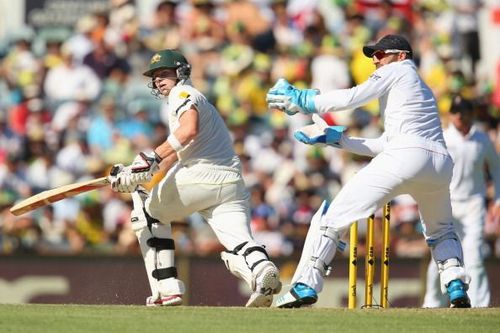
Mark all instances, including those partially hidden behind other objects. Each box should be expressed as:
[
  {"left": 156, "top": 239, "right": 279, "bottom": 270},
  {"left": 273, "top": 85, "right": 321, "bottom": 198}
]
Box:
[
  {"left": 447, "top": 279, "right": 471, "bottom": 308},
  {"left": 246, "top": 264, "right": 282, "bottom": 307},
  {"left": 146, "top": 295, "right": 183, "bottom": 307},
  {"left": 276, "top": 282, "right": 318, "bottom": 308}
]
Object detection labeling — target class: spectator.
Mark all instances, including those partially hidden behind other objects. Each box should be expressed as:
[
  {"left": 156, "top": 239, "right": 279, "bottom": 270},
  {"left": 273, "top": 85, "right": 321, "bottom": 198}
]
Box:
[{"left": 43, "top": 43, "right": 101, "bottom": 107}]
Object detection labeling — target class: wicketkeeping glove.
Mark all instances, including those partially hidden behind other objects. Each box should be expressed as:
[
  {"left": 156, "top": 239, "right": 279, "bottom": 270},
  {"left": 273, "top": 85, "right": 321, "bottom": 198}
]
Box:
[
  {"left": 266, "top": 78, "right": 318, "bottom": 115},
  {"left": 294, "top": 114, "right": 345, "bottom": 148},
  {"left": 110, "top": 151, "right": 161, "bottom": 193}
]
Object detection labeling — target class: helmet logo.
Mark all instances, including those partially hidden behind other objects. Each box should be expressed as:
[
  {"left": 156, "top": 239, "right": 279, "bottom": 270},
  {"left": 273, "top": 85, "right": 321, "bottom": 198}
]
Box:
[{"left": 151, "top": 54, "right": 161, "bottom": 64}]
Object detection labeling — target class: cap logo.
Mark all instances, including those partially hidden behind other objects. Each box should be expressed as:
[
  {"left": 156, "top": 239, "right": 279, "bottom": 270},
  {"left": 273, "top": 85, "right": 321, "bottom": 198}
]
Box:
[{"left": 151, "top": 54, "right": 161, "bottom": 64}]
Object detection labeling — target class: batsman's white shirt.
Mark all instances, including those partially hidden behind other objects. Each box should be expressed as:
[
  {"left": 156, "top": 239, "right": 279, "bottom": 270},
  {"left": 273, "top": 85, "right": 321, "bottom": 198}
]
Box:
[
  {"left": 167, "top": 83, "right": 241, "bottom": 171},
  {"left": 146, "top": 82, "right": 255, "bottom": 252}
]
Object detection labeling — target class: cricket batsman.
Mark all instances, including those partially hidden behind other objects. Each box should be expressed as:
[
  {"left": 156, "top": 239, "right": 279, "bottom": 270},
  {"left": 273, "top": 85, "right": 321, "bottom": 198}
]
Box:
[
  {"left": 110, "top": 49, "right": 281, "bottom": 307},
  {"left": 266, "top": 34, "right": 471, "bottom": 308}
]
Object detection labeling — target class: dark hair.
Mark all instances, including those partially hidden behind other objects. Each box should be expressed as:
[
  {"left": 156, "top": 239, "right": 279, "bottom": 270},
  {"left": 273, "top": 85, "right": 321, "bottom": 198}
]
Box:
[{"left": 449, "top": 95, "right": 474, "bottom": 115}]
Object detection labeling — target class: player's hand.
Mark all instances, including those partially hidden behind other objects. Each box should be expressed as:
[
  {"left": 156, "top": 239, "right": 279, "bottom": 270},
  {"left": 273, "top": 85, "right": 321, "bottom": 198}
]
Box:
[
  {"left": 294, "top": 114, "right": 345, "bottom": 147},
  {"left": 110, "top": 151, "right": 161, "bottom": 193},
  {"left": 266, "top": 78, "right": 318, "bottom": 115}
]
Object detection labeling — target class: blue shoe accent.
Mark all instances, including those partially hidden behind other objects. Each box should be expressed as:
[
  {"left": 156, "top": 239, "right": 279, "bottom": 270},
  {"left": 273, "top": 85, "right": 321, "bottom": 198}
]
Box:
[
  {"left": 447, "top": 279, "right": 471, "bottom": 308},
  {"left": 276, "top": 283, "right": 318, "bottom": 308}
]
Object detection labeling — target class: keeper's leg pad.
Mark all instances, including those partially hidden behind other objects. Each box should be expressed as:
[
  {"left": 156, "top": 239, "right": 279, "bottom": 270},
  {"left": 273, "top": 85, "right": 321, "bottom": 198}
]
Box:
[
  {"left": 131, "top": 190, "right": 185, "bottom": 303},
  {"left": 426, "top": 231, "right": 470, "bottom": 293},
  {"left": 427, "top": 231, "right": 464, "bottom": 263},
  {"left": 292, "top": 201, "right": 346, "bottom": 292},
  {"left": 437, "top": 258, "right": 471, "bottom": 294},
  {"left": 220, "top": 242, "right": 281, "bottom": 294}
]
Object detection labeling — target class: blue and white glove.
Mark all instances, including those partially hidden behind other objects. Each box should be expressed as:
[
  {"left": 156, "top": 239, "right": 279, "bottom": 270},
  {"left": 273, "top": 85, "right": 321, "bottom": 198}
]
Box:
[
  {"left": 294, "top": 114, "right": 345, "bottom": 148},
  {"left": 266, "top": 78, "right": 318, "bottom": 115},
  {"left": 111, "top": 151, "right": 161, "bottom": 193}
]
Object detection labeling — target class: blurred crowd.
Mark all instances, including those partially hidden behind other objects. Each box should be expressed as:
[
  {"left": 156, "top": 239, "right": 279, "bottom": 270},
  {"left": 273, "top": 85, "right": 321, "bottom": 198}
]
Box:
[{"left": 0, "top": 0, "right": 498, "bottom": 260}]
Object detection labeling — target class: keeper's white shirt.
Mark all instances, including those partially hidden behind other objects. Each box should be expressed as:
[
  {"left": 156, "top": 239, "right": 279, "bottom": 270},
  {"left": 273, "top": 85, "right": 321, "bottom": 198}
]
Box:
[
  {"left": 314, "top": 59, "right": 445, "bottom": 144},
  {"left": 167, "top": 82, "right": 239, "bottom": 170},
  {"left": 444, "top": 123, "right": 500, "bottom": 202}
]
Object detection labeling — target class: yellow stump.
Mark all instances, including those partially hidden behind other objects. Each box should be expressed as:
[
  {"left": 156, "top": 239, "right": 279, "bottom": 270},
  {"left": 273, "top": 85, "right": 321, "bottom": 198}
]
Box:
[
  {"left": 364, "top": 214, "right": 375, "bottom": 307},
  {"left": 348, "top": 222, "right": 358, "bottom": 309},
  {"left": 380, "top": 203, "right": 391, "bottom": 308}
]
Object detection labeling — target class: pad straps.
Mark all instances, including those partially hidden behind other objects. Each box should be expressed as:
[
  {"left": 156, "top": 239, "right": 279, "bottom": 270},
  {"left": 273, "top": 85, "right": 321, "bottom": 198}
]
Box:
[
  {"left": 153, "top": 267, "right": 178, "bottom": 280},
  {"left": 147, "top": 237, "right": 176, "bottom": 251},
  {"left": 226, "top": 242, "right": 270, "bottom": 272}
]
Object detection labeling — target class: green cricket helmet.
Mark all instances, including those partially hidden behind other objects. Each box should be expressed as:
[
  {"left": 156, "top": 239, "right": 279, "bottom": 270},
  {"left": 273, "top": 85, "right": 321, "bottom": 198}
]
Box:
[{"left": 143, "top": 49, "right": 191, "bottom": 80}]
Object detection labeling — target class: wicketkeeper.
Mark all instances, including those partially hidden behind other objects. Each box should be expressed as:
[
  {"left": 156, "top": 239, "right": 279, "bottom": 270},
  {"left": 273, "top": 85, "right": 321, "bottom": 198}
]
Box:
[
  {"left": 266, "top": 34, "right": 471, "bottom": 308},
  {"left": 110, "top": 49, "right": 281, "bottom": 307}
]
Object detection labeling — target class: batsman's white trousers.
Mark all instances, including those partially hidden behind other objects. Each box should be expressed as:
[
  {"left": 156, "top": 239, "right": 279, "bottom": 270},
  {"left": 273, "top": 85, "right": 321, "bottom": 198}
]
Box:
[
  {"left": 298, "top": 135, "right": 460, "bottom": 292},
  {"left": 423, "top": 195, "right": 490, "bottom": 307},
  {"left": 145, "top": 163, "right": 256, "bottom": 250}
]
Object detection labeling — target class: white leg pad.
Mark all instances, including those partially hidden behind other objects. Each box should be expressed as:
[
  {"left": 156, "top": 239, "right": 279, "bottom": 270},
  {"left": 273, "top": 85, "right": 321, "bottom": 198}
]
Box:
[
  {"left": 427, "top": 231, "right": 464, "bottom": 263},
  {"left": 221, "top": 241, "right": 280, "bottom": 293},
  {"left": 158, "top": 277, "right": 185, "bottom": 296},
  {"left": 292, "top": 201, "right": 344, "bottom": 293},
  {"left": 292, "top": 201, "right": 328, "bottom": 284},
  {"left": 131, "top": 190, "right": 184, "bottom": 301},
  {"left": 221, "top": 250, "right": 254, "bottom": 289},
  {"left": 438, "top": 258, "right": 471, "bottom": 294}
]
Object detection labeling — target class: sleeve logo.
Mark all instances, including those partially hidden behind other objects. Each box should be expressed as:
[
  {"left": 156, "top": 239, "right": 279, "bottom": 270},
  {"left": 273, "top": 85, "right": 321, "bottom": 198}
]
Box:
[{"left": 369, "top": 74, "right": 381, "bottom": 81}]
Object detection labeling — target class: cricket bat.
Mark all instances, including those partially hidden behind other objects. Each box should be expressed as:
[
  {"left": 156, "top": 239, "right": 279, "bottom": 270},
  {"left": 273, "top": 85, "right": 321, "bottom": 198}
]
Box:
[{"left": 10, "top": 176, "right": 111, "bottom": 216}]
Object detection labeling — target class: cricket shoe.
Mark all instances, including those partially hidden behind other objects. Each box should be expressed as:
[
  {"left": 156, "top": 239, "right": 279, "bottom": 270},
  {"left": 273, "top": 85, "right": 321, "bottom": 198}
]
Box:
[
  {"left": 146, "top": 295, "right": 183, "bottom": 307},
  {"left": 447, "top": 279, "right": 471, "bottom": 308},
  {"left": 276, "top": 283, "right": 318, "bottom": 308},
  {"left": 246, "top": 264, "right": 282, "bottom": 307}
]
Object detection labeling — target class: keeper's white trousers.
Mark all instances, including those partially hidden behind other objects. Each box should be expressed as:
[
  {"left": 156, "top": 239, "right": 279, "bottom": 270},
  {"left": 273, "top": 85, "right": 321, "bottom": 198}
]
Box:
[
  {"left": 423, "top": 195, "right": 490, "bottom": 307},
  {"left": 298, "top": 135, "right": 462, "bottom": 292},
  {"left": 323, "top": 136, "right": 455, "bottom": 238},
  {"left": 145, "top": 164, "right": 257, "bottom": 251}
]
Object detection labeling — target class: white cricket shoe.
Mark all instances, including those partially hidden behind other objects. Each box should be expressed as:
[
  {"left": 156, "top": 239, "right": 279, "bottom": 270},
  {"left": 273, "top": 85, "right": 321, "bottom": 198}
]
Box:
[
  {"left": 146, "top": 295, "right": 183, "bottom": 307},
  {"left": 246, "top": 263, "right": 281, "bottom": 307}
]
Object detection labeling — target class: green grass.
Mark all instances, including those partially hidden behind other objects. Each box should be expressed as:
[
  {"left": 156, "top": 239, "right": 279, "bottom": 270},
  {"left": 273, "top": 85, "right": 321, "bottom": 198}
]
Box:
[{"left": 0, "top": 305, "right": 499, "bottom": 333}]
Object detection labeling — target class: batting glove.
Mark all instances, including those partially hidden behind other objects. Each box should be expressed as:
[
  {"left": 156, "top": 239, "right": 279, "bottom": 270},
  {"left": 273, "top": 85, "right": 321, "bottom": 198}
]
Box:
[
  {"left": 111, "top": 151, "right": 161, "bottom": 193},
  {"left": 294, "top": 115, "right": 345, "bottom": 147},
  {"left": 266, "top": 78, "right": 318, "bottom": 115}
]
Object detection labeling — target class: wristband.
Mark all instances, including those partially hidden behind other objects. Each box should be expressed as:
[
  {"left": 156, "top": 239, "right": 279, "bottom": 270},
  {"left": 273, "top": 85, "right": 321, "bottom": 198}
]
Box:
[{"left": 167, "top": 134, "right": 184, "bottom": 152}]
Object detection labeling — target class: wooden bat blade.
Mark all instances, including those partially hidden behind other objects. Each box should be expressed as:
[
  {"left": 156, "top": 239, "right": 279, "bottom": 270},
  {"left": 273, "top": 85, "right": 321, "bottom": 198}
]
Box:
[{"left": 9, "top": 177, "right": 110, "bottom": 216}]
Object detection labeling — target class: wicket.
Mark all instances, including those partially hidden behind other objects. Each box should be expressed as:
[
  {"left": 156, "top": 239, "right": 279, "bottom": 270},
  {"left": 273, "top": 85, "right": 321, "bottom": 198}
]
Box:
[{"left": 348, "top": 203, "right": 391, "bottom": 309}]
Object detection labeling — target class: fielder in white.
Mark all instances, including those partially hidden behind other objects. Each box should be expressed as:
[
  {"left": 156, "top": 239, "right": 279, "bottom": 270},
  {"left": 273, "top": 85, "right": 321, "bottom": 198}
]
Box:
[
  {"left": 110, "top": 49, "right": 281, "bottom": 307},
  {"left": 266, "top": 34, "right": 472, "bottom": 308},
  {"left": 423, "top": 95, "right": 500, "bottom": 308}
]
